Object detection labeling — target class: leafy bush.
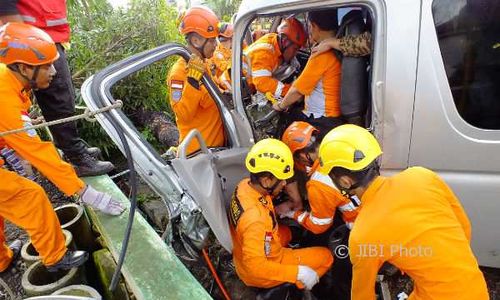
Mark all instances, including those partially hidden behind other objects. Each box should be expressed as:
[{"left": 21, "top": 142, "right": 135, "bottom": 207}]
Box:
[{"left": 67, "top": 0, "right": 183, "bottom": 157}]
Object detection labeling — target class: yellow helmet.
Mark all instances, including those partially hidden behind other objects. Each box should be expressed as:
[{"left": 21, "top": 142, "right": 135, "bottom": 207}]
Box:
[
  {"left": 318, "top": 124, "right": 382, "bottom": 175},
  {"left": 245, "top": 138, "right": 294, "bottom": 180}
]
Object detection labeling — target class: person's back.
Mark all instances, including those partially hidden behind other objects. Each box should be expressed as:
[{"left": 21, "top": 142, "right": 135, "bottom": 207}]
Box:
[
  {"left": 350, "top": 166, "right": 488, "bottom": 299},
  {"left": 167, "top": 57, "right": 225, "bottom": 154},
  {"left": 244, "top": 33, "right": 284, "bottom": 95},
  {"left": 294, "top": 51, "right": 341, "bottom": 119}
]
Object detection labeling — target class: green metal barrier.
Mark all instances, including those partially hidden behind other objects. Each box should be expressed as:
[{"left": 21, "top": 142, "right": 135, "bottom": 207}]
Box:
[{"left": 83, "top": 175, "right": 212, "bottom": 300}]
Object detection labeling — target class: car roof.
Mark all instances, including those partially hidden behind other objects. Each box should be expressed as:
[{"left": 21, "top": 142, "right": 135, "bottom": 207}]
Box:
[{"left": 237, "top": 0, "right": 302, "bottom": 18}]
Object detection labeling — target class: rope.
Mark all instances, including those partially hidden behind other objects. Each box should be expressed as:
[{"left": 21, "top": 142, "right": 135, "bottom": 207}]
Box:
[
  {"left": 0, "top": 100, "right": 123, "bottom": 138},
  {"left": 0, "top": 277, "right": 16, "bottom": 300}
]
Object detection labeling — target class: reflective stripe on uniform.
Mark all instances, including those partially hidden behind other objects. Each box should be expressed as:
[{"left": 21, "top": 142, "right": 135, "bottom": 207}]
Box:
[
  {"left": 252, "top": 69, "right": 273, "bottom": 78},
  {"left": 310, "top": 171, "right": 337, "bottom": 190},
  {"left": 297, "top": 211, "right": 308, "bottom": 223},
  {"left": 339, "top": 202, "right": 357, "bottom": 213},
  {"left": 21, "top": 15, "right": 36, "bottom": 23},
  {"left": 309, "top": 212, "right": 333, "bottom": 225},
  {"left": 346, "top": 222, "right": 354, "bottom": 229},
  {"left": 46, "top": 18, "right": 68, "bottom": 27},
  {"left": 274, "top": 81, "right": 284, "bottom": 98}
]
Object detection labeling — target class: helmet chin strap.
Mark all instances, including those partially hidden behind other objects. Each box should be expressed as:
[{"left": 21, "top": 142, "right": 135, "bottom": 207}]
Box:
[
  {"left": 195, "top": 38, "right": 210, "bottom": 59},
  {"left": 259, "top": 178, "right": 281, "bottom": 196},
  {"left": 9, "top": 64, "right": 40, "bottom": 90}
]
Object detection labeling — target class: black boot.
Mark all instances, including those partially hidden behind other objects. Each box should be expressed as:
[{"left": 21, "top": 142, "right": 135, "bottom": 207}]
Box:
[
  {"left": 46, "top": 250, "right": 88, "bottom": 272},
  {"left": 68, "top": 153, "right": 114, "bottom": 177},
  {"left": 0, "top": 240, "right": 22, "bottom": 273},
  {"left": 85, "top": 147, "right": 102, "bottom": 159}
]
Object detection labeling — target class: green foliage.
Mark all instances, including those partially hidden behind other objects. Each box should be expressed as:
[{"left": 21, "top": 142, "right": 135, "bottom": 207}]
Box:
[
  {"left": 67, "top": 0, "right": 183, "bottom": 157},
  {"left": 202, "top": 0, "right": 242, "bottom": 21}
]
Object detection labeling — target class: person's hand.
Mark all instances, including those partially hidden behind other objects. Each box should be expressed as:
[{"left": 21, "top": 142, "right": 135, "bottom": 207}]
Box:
[
  {"left": 186, "top": 54, "right": 205, "bottom": 87},
  {"left": 275, "top": 201, "right": 295, "bottom": 219},
  {"left": 297, "top": 265, "right": 319, "bottom": 290},
  {"left": 272, "top": 101, "right": 286, "bottom": 112},
  {"left": 78, "top": 185, "right": 125, "bottom": 216},
  {"left": 311, "top": 37, "right": 339, "bottom": 58}
]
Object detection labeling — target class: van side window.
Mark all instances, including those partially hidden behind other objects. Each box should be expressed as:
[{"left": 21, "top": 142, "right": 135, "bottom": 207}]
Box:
[{"left": 432, "top": 0, "right": 500, "bottom": 129}]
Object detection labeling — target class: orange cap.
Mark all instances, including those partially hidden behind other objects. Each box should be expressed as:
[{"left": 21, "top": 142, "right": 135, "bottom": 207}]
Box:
[
  {"left": 179, "top": 6, "right": 220, "bottom": 39},
  {"left": 282, "top": 121, "right": 318, "bottom": 155},
  {"left": 278, "top": 17, "right": 307, "bottom": 47},
  {"left": 0, "top": 22, "right": 59, "bottom": 66}
]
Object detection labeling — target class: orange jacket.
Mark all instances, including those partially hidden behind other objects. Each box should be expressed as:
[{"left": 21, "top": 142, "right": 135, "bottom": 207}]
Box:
[
  {"left": 166, "top": 57, "right": 225, "bottom": 154},
  {"left": 208, "top": 43, "right": 232, "bottom": 92},
  {"left": 293, "top": 51, "right": 341, "bottom": 118},
  {"left": 211, "top": 43, "right": 231, "bottom": 78},
  {"left": 244, "top": 33, "right": 290, "bottom": 98},
  {"left": 229, "top": 179, "right": 298, "bottom": 287},
  {"left": 0, "top": 64, "right": 84, "bottom": 196},
  {"left": 293, "top": 162, "right": 360, "bottom": 234},
  {"left": 349, "top": 167, "right": 488, "bottom": 300}
]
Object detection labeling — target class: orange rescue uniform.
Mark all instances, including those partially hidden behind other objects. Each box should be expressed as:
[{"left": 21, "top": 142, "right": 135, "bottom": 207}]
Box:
[
  {"left": 0, "top": 64, "right": 84, "bottom": 195},
  {"left": 0, "top": 168, "right": 66, "bottom": 270},
  {"left": 349, "top": 167, "right": 488, "bottom": 300},
  {"left": 229, "top": 179, "right": 333, "bottom": 288},
  {"left": 293, "top": 162, "right": 359, "bottom": 234},
  {"left": 209, "top": 43, "right": 232, "bottom": 92},
  {"left": 0, "top": 63, "right": 81, "bottom": 269},
  {"left": 244, "top": 33, "right": 290, "bottom": 98},
  {"left": 167, "top": 58, "right": 225, "bottom": 154},
  {"left": 293, "top": 51, "right": 341, "bottom": 118}
]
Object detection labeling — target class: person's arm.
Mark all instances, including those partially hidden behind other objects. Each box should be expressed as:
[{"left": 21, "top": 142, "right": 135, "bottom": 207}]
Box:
[
  {"left": 274, "top": 54, "right": 326, "bottom": 112},
  {"left": 350, "top": 237, "right": 384, "bottom": 300},
  {"left": 250, "top": 50, "right": 289, "bottom": 98},
  {"left": 273, "top": 86, "right": 302, "bottom": 111},
  {"left": 293, "top": 180, "right": 337, "bottom": 234},
  {"left": 432, "top": 171, "right": 472, "bottom": 241},
  {"left": 167, "top": 57, "right": 206, "bottom": 122},
  {"left": 0, "top": 94, "right": 84, "bottom": 196},
  {"left": 0, "top": 0, "right": 22, "bottom": 23},
  {"left": 311, "top": 31, "right": 372, "bottom": 58},
  {"left": 238, "top": 212, "right": 299, "bottom": 284}
]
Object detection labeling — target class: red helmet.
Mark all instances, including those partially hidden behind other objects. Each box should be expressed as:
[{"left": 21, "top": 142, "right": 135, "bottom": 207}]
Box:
[
  {"left": 277, "top": 17, "right": 307, "bottom": 47},
  {"left": 179, "top": 6, "right": 220, "bottom": 39},
  {"left": 218, "top": 23, "right": 233, "bottom": 39},
  {"left": 282, "top": 121, "right": 319, "bottom": 155},
  {"left": 0, "top": 22, "right": 59, "bottom": 66}
]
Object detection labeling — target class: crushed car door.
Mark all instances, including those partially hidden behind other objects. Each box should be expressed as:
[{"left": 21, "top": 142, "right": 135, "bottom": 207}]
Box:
[{"left": 82, "top": 43, "right": 248, "bottom": 253}]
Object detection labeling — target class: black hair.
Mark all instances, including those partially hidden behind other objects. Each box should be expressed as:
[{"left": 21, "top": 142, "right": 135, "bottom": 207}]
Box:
[{"left": 308, "top": 9, "right": 339, "bottom": 32}]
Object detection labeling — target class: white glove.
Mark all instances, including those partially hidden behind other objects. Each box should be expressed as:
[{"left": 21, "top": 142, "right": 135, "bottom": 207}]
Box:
[
  {"left": 297, "top": 265, "right": 319, "bottom": 290},
  {"left": 79, "top": 185, "right": 125, "bottom": 216}
]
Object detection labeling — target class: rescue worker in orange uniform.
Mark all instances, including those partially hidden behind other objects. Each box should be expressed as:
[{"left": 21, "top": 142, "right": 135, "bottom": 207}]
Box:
[
  {"left": 273, "top": 10, "right": 343, "bottom": 138},
  {"left": 318, "top": 124, "right": 489, "bottom": 300},
  {"left": 229, "top": 138, "right": 333, "bottom": 292},
  {"left": 167, "top": 6, "right": 225, "bottom": 155},
  {"left": 210, "top": 22, "right": 233, "bottom": 92},
  {"left": 0, "top": 23, "right": 124, "bottom": 273},
  {"left": 244, "top": 17, "right": 307, "bottom": 99},
  {"left": 278, "top": 121, "right": 359, "bottom": 234}
]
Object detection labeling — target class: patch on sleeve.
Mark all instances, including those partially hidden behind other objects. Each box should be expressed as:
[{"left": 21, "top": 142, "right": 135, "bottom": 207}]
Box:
[
  {"left": 170, "top": 80, "right": 184, "bottom": 102},
  {"left": 21, "top": 114, "right": 37, "bottom": 138},
  {"left": 229, "top": 187, "right": 244, "bottom": 227}
]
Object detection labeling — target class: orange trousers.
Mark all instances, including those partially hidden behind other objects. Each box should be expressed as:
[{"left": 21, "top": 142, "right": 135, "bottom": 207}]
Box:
[
  {"left": 253, "top": 246, "right": 333, "bottom": 289},
  {"left": 0, "top": 168, "right": 66, "bottom": 271}
]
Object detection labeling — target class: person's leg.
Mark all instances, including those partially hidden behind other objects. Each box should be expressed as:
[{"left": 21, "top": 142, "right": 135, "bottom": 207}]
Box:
[
  {"left": 34, "top": 44, "right": 86, "bottom": 158},
  {"left": 34, "top": 44, "right": 114, "bottom": 176},
  {"left": 0, "top": 169, "right": 67, "bottom": 266},
  {"left": 281, "top": 246, "right": 334, "bottom": 283}
]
